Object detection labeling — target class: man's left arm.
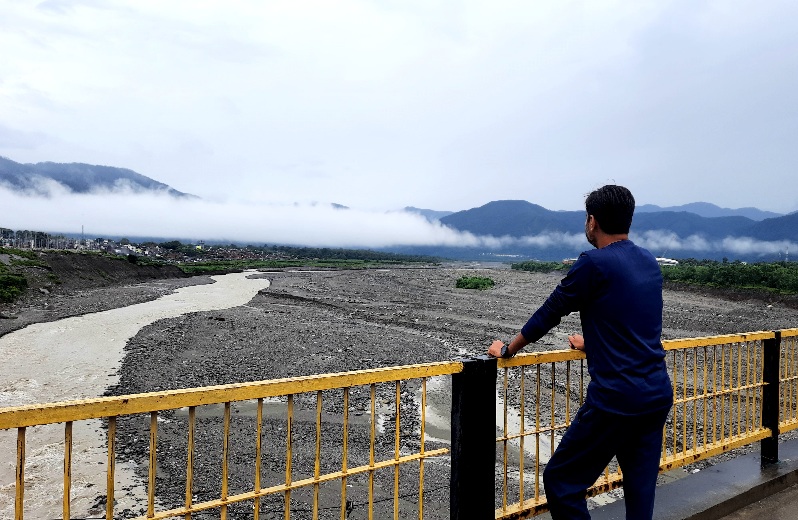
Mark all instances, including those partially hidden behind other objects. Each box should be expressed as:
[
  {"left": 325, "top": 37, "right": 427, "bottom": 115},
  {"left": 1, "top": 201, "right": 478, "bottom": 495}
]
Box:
[{"left": 488, "top": 256, "right": 593, "bottom": 358}]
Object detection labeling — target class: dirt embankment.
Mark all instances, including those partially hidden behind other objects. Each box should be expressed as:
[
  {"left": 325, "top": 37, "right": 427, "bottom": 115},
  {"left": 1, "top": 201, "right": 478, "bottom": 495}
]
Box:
[{"left": 0, "top": 250, "right": 192, "bottom": 338}]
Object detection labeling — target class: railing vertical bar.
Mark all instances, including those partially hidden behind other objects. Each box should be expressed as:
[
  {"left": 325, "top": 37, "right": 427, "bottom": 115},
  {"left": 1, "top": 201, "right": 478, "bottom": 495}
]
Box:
[
  {"left": 762, "top": 332, "right": 780, "bottom": 466},
  {"left": 737, "top": 343, "right": 744, "bottom": 437},
  {"left": 672, "top": 351, "right": 678, "bottom": 456},
  {"left": 16, "top": 427, "right": 25, "bottom": 520},
  {"left": 550, "top": 363, "right": 556, "bottom": 459},
  {"left": 579, "top": 358, "right": 585, "bottom": 407},
  {"left": 712, "top": 345, "right": 718, "bottom": 443},
  {"left": 760, "top": 343, "right": 765, "bottom": 430},
  {"left": 535, "top": 364, "right": 541, "bottom": 502},
  {"left": 682, "top": 349, "right": 688, "bottom": 457},
  {"left": 369, "top": 383, "right": 376, "bottom": 520},
  {"left": 394, "top": 381, "right": 401, "bottom": 520},
  {"left": 185, "top": 407, "right": 195, "bottom": 520},
  {"left": 784, "top": 338, "right": 789, "bottom": 424},
  {"left": 221, "top": 402, "right": 231, "bottom": 520},
  {"left": 285, "top": 394, "right": 294, "bottom": 520},
  {"left": 502, "top": 367, "right": 509, "bottom": 513},
  {"left": 341, "top": 388, "right": 349, "bottom": 520},
  {"left": 419, "top": 378, "right": 426, "bottom": 520},
  {"left": 149, "top": 411, "right": 158, "bottom": 518},
  {"left": 64, "top": 421, "right": 72, "bottom": 520},
  {"left": 254, "top": 399, "right": 263, "bottom": 520},
  {"left": 108, "top": 416, "right": 117, "bottom": 520},
  {"left": 702, "top": 347, "right": 709, "bottom": 450},
  {"left": 692, "top": 349, "right": 698, "bottom": 453},
  {"left": 565, "top": 360, "right": 571, "bottom": 425},
  {"left": 721, "top": 346, "right": 727, "bottom": 442},
  {"left": 745, "top": 342, "right": 753, "bottom": 434},
  {"left": 450, "top": 356, "right": 497, "bottom": 519},
  {"left": 315, "top": 391, "right": 323, "bottom": 520},
  {"left": 519, "top": 366, "right": 526, "bottom": 508}
]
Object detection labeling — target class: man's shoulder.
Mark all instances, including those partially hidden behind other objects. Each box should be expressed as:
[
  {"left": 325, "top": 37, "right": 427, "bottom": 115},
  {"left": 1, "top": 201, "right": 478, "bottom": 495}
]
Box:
[{"left": 585, "top": 240, "right": 658, "bottom": 266}]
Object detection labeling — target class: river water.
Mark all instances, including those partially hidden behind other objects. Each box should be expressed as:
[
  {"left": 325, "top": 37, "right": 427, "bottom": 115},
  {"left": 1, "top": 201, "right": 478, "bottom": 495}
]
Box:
[{"left": 0, "top": 271, "right": 270, "bottom": 519}]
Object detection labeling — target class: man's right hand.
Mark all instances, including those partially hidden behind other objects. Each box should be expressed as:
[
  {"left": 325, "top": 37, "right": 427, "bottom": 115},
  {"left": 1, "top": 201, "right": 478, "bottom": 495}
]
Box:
[{"left": 568, "top": 334, "right": 585, "bottom": 350}]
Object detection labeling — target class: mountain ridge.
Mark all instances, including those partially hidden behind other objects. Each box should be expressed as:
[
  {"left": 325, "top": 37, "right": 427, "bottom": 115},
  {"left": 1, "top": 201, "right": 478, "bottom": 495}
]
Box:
[{"left": 0, "top": 156, "right": 195, "bottom": 198}]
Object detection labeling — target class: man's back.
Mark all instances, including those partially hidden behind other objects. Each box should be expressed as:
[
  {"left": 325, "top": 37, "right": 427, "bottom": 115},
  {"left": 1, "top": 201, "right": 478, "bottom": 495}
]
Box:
[{"left": 577, "top": 239, "right": 671, "bottom": 415}]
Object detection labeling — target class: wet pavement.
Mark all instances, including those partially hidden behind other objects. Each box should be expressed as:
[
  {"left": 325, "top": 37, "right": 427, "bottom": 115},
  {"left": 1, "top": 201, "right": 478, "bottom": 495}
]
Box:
[
  {"left": 718, "top": 483, "right": 798, "bottom": 520},
  {"left": 591, "top": 438, "right": 798, "bottom": 520}
]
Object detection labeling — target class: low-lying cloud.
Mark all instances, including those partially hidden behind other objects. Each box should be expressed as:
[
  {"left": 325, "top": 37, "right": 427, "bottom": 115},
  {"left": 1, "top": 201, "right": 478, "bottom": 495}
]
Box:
[
  {"left": 0, "top": 186, "right": 483, "bottom": 248},
  {"left": 2, "top": 187, "right": 795, "bottom": 259},
  {"left": 633, "top": 230, "right": 797, "bottom": 257}
]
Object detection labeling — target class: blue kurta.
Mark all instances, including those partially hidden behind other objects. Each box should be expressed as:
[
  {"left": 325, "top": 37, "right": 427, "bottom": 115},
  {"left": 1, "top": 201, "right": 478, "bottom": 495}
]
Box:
[{"left": 520, "top": 240, "right": 672, "bottom": 415}]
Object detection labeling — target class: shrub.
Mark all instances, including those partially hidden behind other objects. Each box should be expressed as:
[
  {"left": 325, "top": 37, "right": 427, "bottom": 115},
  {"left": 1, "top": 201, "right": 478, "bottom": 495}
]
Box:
[
  {"left": 511, "top": 260, "right": 569, "bottom": 273},
  {"left": 0, "top": 274, "right": 28, "bottom": 302},
  {"left": 456, "top": 276, "right": 495, "bottom": 290}
]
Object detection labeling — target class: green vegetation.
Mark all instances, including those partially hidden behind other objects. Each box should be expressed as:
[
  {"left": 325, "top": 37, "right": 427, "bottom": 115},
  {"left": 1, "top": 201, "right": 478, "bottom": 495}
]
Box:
[
  {"left": 0, "top": 274, "right": 27, "bottom": 303},
  {"left": 513, "top": 258, "right": 798, "bottom": 295},
  {"left": 661, "top": 259, "right": 798, "bottom": 294},
  {"left": 456, "top": 276, "right": 495, "bottom": 290},
  {"left": 174, "top": 244, "right": 439, "bottom": 274},
  {"left": 0, "top": 246, "right": 39, "bottom": 261},
  {"left": 511, "top": 260, "right": 570, "bottom": 273},
  {"left": 177, "top": 258, "right": 403, "bottom": 274}
]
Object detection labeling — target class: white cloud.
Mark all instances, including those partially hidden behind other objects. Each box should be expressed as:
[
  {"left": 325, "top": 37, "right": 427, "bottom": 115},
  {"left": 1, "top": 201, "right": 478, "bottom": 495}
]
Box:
[
  {"left": 633, "top": 230, "right": 798, "bottom": 257},
  {"left": 0, "top": 186, "right": 486, "bottom": 247},
  {"left": 4, "top": 187, "right": 793, "bottom": 261}
]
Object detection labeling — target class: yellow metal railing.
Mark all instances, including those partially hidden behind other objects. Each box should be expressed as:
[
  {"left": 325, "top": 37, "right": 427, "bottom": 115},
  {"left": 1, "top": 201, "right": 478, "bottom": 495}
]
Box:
[
  {"left": 494, "top": 331, "right": 777, "bottom": 519},
  {"left": 495, "top": 349, "right": 587, "bottom": 518},
  {"left": 1, "top": 362, "right": 462, "bottom": 520},
  {"left": 4, "top": 330, "right": 798, "bottom": 520}
]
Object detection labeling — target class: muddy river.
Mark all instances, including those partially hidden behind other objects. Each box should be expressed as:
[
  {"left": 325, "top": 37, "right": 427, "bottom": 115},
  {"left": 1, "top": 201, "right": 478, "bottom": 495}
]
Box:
[{"left": 0, "top": 272, "right": 270, "bottom": 520}]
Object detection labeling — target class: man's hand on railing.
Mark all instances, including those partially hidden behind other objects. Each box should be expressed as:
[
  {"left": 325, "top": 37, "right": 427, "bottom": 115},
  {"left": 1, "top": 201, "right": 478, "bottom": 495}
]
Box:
[
  {"left": 488, "top": 339, "right": 506, "bottom": 357},
  {"left": 568, "top": 334, "right": 585, "bottom": 350}
]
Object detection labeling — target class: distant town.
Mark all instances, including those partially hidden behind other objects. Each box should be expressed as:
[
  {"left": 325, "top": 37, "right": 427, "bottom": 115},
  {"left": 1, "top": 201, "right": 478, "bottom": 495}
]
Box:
[
  {"left": 0, "top": 227, "right": 437, "bottom": 265},
  {"left": 0, "top": 227, "right": 301, "bottom": 263}
]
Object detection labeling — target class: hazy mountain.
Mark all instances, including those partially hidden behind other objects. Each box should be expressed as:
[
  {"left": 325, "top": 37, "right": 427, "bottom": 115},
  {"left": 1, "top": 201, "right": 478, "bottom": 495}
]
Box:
[
  {"left": 0, "top": 156, "right": 195, "bottom": 198},
  {"left": 440, "top": 200, "right": 584, "bottom": 236},
  {"left": 746, "top": 212, "right": 798, "bottom": 242},
  {"left": 403, "top": 206, "right": 454, "bottom": 221},
  {"left": 637, "top": 202, "right": 781, "bottom": 221},
  {"left": 439, "top": 201, "right": 760, "bottom": 240}
]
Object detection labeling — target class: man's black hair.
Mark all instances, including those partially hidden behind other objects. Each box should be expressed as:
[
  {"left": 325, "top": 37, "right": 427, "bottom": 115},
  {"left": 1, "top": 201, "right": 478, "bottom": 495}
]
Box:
[{"left": 585, "top": 185, "right": 635, "bottom": 234}]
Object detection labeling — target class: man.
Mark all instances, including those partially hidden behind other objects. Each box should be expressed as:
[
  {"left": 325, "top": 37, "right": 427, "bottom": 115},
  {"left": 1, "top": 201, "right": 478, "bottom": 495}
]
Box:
[{"left": 488, "top": 184, "right": 672, "bottom": 520}]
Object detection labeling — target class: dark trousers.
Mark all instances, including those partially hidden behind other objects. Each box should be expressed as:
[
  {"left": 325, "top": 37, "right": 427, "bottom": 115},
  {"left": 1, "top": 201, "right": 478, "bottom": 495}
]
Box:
[{"left": 542, "top": 403, "right": 671, "bottom": 520}]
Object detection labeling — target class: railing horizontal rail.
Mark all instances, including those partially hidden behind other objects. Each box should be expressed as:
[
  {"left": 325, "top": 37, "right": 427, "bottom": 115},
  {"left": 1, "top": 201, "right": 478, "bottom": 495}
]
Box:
[
  {"left": 0, "top": 361, "right": 463, "bottom": 429},
  {"left": 662, "top": 331, "right": 774, "bottom": 349}
]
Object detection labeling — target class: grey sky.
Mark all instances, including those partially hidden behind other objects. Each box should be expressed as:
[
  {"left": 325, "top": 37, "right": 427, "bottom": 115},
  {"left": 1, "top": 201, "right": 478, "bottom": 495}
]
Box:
[{"left": 1, "top": 0, "right": 797, "bottom": 218}]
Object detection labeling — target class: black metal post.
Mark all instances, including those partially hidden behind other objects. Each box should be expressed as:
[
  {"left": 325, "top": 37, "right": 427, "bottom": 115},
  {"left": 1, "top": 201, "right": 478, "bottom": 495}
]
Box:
[
  {"left": 450, "top": 355, "right": 498, "bottom": 520},
  {"left": 761, "top": 330, "right": 781, "bottom": 467}
]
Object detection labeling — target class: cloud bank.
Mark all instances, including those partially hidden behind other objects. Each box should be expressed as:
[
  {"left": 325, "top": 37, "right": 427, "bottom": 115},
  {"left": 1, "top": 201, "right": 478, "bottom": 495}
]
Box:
[{"left": 2, "top": 187, "right": 795, "bottom": 259}]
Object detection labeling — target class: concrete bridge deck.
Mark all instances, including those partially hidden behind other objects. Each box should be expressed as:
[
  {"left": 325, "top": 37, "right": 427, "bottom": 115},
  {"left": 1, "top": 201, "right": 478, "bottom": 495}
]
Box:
[{"left": 586, "top": 438, "right": 798, "bottom": 520}]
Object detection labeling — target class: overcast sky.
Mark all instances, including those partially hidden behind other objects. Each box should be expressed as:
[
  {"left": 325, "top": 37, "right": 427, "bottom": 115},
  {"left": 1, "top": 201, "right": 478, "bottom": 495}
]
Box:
[{"left": 2, "top": 1, "right": 797, "bottom": 230}]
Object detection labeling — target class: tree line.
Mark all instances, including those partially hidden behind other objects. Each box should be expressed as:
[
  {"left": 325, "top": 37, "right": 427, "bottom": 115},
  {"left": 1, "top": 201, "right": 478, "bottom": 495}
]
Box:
[{"left": 511, "top": 258, "right": 798, "bottom": 294}]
